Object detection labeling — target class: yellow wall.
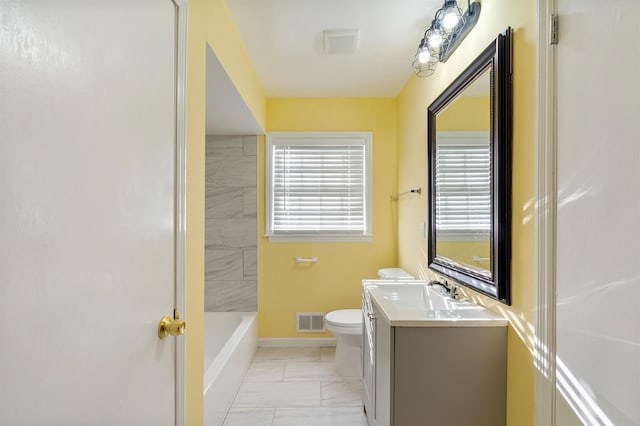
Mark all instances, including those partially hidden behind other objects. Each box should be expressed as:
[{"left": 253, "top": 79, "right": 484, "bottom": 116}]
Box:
[
  {"left": 259, "top": 98, "right": 398, "bottom": 337},
  {"left": 186, "top": 1, "right": 266, "bottom": 424},
  {"left": 187, "top": 0, "right": 536, "bottom": 424},
  {"left": 397, "top": 0, "right": 536, "bottom": 425}
]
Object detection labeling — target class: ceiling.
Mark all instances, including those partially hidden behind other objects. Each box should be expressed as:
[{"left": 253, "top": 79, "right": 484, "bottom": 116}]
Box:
[
  {"left": 225, "top": 0, "right": 444, "bottom": 98},
  {"left": 206, "top": 0, "right": 445, "bottom": 135}
]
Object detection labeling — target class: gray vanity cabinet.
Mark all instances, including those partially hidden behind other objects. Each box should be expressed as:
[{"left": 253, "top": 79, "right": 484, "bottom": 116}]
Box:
[{"left": 366, "top": 298, "right": 507, "bottom": 426}]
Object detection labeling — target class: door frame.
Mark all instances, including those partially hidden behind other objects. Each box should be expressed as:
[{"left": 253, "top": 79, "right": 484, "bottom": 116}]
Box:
[
  {"left": 534, "top": 0, "right": 558, "bottom": 424},
  {"left": 174, "top": 1, "right": 188, "bottom": 425}
]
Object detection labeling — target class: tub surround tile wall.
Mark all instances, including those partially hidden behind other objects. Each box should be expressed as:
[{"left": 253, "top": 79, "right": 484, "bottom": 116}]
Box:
[
  {"left": 207, "top": 249, "right": 243, "bottom": 280},
  {"left": 205, "top": 135, "right": 257, "bottom": 312},
  {"left": 207, "top": 187, "right": 245, "bottom": 218},
  {"left": 243, "top": 187, "right": 257, "bottom": 216},
  {"left": 205, "top": 279, "right": 257, "bottom": 312},
  {"left": 206, "top": 219, "right": 257, "bottom": 248},
  {"left": 208, "top": 156, "right": 257, "bottom": 187},
  {"left": 243, "top": 249, "right": 257, "bottom": 279}
]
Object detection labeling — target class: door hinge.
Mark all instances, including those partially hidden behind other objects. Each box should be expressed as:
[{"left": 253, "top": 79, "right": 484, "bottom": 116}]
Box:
[{"left": 549, "top": 14, "right": 559, "bottom": 45}]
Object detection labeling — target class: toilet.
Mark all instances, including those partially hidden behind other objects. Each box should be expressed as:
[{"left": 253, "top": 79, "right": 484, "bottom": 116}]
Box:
[
  {"left": 376, "top": 267, "right": 415, "bottom": 281},
  {"left": 325, "top": 309, "right": 363, "bottom": 376},
  {"left": 325, "top": 268, "right": 415, "bottom": 376}
]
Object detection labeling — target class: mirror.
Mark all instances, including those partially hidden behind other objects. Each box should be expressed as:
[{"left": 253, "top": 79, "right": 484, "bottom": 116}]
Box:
[{"left": 427, "top": 28, "right": 512, "bottom": 304}]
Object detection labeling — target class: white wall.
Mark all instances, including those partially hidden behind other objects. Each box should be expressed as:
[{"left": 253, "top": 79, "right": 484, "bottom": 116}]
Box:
[{"left": 556, "top": 1, "right": 640, "bottom": 424}]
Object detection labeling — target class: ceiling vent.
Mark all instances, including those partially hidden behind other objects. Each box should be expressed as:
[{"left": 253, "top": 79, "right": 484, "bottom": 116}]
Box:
[{"left": 323, "top": 29, "right": 359, "bottom": 55}]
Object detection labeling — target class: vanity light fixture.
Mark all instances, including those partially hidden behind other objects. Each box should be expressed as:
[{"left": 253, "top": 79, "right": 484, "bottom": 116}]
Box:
[
  {"left": 412, "top": 19, "right": 442, "bottom": 77},
  {"left": 426, "top": 20, "right": 445, "bottom": 50},
  {"left": 412, "top": 38, "right": 436, "bottom": 77},
  {"left": 412, "top": 0, "right": 481, "bottom": 77},
  {"left": 437, "top": 0, "right": 465, "bottom": 33}
]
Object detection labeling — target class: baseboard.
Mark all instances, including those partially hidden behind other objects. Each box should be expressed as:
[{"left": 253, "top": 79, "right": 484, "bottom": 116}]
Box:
[{"left": 258, "top": 337, "right": 336, "bottom": 347}]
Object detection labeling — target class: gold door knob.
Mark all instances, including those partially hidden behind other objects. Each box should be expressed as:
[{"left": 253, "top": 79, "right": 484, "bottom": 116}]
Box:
[{"left": 158, "top": 310, "right": 186, "bottom": 339}]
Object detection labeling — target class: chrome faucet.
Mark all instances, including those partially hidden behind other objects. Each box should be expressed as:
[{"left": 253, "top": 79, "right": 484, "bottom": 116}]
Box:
[
  {"left": 449, "top": 285, "right": 461, "bottom": 300},
  {"left": 428, "top": 279, "right": 461, "bottom": 300}
]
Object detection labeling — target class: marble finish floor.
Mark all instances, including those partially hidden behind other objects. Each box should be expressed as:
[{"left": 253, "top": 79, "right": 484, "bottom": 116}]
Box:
[{"left": 222, "top": 346, "right": 368, "bottom": 426}]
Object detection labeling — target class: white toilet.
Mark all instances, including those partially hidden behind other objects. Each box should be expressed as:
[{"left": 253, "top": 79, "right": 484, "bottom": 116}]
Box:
[
  {"left": 325, "top": 309, "right": 363, "bottom": 376},
  {"left": 325, "top": 268, "right": 415, "bottom": 376},
  {"left": 376, "top": 267, "right": 415, "bottom": 281}
]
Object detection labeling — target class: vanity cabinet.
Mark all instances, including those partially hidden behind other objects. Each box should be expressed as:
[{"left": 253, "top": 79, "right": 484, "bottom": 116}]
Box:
[
  {"left": 365, "top": 297, "right": 507, "bottom": 426},
  {"left": 362, "top": 302, "right": 375, "bottom": 419}
]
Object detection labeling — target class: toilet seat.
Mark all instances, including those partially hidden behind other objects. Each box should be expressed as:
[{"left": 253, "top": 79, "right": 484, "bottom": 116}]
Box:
[{"left": 325, "top": 309, "right": 362, "bottom": 329}]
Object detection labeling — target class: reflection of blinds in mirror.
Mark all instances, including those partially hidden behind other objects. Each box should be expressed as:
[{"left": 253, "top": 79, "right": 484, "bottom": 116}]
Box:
[{"left": 435, "top": 139, "right": 491, "bottom": 237}]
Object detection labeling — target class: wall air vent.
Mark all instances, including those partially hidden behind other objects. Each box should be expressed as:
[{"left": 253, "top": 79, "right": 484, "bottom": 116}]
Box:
[
  {"left": 323, "top": 29, "right": 359, "bottom": 55},
  {"left": 296, "top": 312, "right": 325, "bottom": 333}
]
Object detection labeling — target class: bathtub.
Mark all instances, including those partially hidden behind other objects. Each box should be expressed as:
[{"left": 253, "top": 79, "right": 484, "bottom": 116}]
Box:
[{"left": 203, "top": 312, "right": 257, "bottom": 426}]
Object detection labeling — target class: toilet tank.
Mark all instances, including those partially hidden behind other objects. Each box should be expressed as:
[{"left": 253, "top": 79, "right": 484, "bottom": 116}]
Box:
[{"left": 377, "top": 268, "right": 415, "bottom": 280}]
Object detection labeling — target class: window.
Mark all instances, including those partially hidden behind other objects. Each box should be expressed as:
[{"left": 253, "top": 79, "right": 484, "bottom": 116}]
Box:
[
  {"left": 266, "top": 132, "right": 372, "bottom": 242},
  {"left": 435, "top": 132, "right": 491, "bottom": 241}
]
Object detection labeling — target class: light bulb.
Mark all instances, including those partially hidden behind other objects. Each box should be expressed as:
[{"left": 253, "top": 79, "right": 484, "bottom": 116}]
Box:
[
  {"left": 428, "top": 32, "right": 443, "bottom": 49},
  {"left": 442, "top": 10, "right": 461, "bottom": 30},
  {"left": 417, "top": 49, "right": 430, "bottom": 64}
]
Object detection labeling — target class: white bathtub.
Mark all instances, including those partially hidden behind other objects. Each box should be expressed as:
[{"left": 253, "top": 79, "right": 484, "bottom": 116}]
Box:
[{"left": 203, "top": 312, "right": 257, "bottom": 426}]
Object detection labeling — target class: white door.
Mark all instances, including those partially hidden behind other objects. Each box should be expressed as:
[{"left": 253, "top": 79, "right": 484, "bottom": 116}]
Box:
[
  {"left": 0, "top": 1, "right": 182, "bottom": 424},
  {"left": 556, "top": 0, "right": 640, "bottom": 425}
]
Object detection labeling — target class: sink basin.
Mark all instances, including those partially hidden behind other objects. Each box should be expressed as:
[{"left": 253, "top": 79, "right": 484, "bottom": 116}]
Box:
[
  {"left": 366, "top": 283, "right": 507, "bottom": 327},
  {"left": 373, "top": 284, "right": 465, "bottom": 310}
]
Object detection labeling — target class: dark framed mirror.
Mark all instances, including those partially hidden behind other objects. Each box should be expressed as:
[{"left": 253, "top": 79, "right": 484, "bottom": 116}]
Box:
[{"left": 427, "top": 28, "right": 512, "bottom": 305}]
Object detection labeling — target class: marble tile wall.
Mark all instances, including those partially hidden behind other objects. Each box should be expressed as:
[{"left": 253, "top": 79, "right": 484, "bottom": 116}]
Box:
[{"left": 205, "top": 135, "right": 257, "bottom": 312}]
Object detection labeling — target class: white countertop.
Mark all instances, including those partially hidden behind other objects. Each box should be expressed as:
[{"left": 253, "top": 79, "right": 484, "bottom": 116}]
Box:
[{"left": 365, "top": 282, "right": 508, "bottom": 327}]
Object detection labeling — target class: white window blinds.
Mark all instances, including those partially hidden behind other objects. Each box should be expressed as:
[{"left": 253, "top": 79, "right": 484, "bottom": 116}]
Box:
[
  {"left": 435, "top": 132, "right": 491, "bottom": 239},
  {"left": 266, "top": 133, "right": 372, "bottom": 241}
]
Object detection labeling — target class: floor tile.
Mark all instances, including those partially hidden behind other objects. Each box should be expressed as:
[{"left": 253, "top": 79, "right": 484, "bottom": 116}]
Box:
[
  {"left": 227, "top": 346, "right": 368, "bottom": 423},
  {"left": 233, "top": 381, "right": 321, "bottom": 408},
  {"left": 321, "top": 381, "right": 363, "bottom": 407},
  {"left": 243, "top": 360, "right": 286, "bottom": 382},
  {"left": 320, "top": 346, "right": 336, "bottom": 362},
  {"left": 284, "top": 360, "right": 359, "bottom": 382},
  {"left": 222, "top": 408, "right": 274, "bottom": 426},
  {"left": 252, "top": 346, "right": 320, "bottom": 362},
  {"left": 272, "top": 407, "right": 368, "bottom": 426}
]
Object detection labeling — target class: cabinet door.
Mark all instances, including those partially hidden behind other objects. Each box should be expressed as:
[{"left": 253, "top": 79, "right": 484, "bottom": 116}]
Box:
[
  {"left": 373, "top": 303, "right": 392, "bottom": 426},
  {"left": 363, "top": 305, "right": 375, "bottom": 420}
]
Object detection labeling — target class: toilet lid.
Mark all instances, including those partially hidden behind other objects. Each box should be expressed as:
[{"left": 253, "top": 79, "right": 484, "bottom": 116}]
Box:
[{"left": 325, "top": 309, "right": 362, "bottom": 327}]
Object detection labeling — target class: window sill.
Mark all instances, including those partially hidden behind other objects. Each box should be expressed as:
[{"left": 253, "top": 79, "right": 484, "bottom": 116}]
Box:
[{"left": 266, "top": 234, "right": 373, "bottom": 243}]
